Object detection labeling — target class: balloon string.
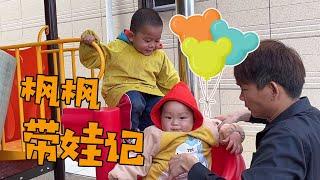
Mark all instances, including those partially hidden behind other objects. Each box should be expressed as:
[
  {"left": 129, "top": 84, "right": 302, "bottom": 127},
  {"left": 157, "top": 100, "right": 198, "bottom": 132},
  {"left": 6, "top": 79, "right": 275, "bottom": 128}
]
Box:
[
  {"left": 208, "top": 68, "right": 224, "bottom": 101},
  {"left": 205, "top": 80, "right": 210, "bottom": 117},
  {"left": 198, "top": 69, "right": 224, "bottom": 118},
  {"left": 199, "top": 79, "right": 209, "bottom": 117},
  {"left": 205, "top": 80, "right": 209, "bottom": 103},
  {"left": 199, "top": 79, "right": 206, "bottom": 103}
]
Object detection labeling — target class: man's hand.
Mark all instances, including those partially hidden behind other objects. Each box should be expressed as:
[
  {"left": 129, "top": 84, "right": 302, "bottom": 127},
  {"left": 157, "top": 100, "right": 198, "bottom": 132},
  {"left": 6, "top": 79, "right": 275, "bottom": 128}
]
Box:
[
  {"left": 216, "top": 109, "right": 251, "bottom": 127},
  {"left": 168, "top": 153, "right": 199, "bottom": 180}
]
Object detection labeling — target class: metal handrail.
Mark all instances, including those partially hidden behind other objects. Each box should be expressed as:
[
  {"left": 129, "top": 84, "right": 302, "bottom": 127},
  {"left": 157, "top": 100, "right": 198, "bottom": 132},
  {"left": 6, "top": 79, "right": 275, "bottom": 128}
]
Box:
[
  {"left": 0, "top": 34, "right": 105, "bottom": 159},
  {"left": 0, "top": 38, "right": 105, "bottom": 79}
]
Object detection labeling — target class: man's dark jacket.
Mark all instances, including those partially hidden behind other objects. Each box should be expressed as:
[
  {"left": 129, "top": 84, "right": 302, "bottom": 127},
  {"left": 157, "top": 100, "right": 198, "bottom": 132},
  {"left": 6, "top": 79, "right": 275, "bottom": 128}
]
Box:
[{"left": 188, "top": 97, "right": 320, "bottom": 180}]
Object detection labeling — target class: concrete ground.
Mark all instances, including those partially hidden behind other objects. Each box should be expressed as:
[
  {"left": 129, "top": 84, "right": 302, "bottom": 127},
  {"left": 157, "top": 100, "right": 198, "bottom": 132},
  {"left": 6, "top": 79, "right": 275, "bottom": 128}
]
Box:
[{"left": 32, "top": 172, "right": 95, "bottom": 180}]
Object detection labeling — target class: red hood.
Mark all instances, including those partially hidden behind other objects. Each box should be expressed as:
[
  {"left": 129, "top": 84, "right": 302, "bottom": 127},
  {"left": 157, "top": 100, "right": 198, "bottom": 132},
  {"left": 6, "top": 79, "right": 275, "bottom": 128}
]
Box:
[{"left": 151, "top": 81, "right": 203, "bottom": 130}]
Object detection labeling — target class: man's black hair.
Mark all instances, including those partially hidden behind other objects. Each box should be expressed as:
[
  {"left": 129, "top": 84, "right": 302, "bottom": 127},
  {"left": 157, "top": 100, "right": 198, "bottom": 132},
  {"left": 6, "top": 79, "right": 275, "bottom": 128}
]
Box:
[{"left": 234, "top": 39, "right": 306, "bottom": 98}]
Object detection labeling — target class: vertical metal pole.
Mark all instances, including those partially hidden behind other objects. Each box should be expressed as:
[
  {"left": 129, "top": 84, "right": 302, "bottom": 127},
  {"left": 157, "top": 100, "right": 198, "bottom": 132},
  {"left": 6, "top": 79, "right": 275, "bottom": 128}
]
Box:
[
  {"left": 44, "top": 0, "right": 59, "bottom": 41},
  {"left": 44, "top": 1, "right": 65, "bottom": 180},
  {"left": 176, "top": 0, "right": 198, "bottom": 96},
  {"left": 139, "top": 0, "right": 145, "bottom": 8},
  {"left": 105, "top": 0, "right": 114, "bottom": 42}
]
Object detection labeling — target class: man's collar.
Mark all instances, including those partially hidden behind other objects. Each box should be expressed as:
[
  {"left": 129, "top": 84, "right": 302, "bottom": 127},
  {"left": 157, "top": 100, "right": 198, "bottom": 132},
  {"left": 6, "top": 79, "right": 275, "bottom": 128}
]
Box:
[
  {"left": 268, "top": 97, "right": 312, "bottom": 126},
  {"left": 255, "top": 97, "right": 312, "bottom": 148}
]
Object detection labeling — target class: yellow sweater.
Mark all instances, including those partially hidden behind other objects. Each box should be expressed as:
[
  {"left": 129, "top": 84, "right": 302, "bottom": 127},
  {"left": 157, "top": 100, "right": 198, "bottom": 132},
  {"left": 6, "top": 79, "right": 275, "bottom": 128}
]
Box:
[
  {"left": 108, "top": 119, "right": 219, "bottom": 180},
  {"left": 79, "top": 30, "right": 180, "bottom": 107},
  {"left": 146, "top": 126, "right": 216, "bottom": 179}
]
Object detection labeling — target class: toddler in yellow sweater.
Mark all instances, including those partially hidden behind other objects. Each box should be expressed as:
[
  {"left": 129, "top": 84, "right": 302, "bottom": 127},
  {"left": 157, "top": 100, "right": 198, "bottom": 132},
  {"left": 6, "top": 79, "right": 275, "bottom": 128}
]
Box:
[{"left": 80, "top": 8, "right": 180, "bottom": 132}]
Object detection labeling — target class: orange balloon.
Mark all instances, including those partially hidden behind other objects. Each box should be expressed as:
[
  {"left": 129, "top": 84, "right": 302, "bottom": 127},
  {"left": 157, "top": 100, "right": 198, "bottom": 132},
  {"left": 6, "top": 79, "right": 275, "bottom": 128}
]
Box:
[{"left": 170, "top": 8, "right": 221, "bottom": 42}]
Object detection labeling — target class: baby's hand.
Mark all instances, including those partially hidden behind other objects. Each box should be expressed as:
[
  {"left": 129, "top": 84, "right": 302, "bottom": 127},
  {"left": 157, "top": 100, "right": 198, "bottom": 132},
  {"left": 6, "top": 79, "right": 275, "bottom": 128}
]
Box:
[
  {"left": 221, "top": 131, "right": 243, "bottom": 154},
  {"left": 81, "top": 34, "right": 96, "bottom": 45},
  {"left": 219, "top": 123, "right": 234, "bottom": 140},
  {"left": 219, "top": 123, "right": 244, "bottom": 154}
]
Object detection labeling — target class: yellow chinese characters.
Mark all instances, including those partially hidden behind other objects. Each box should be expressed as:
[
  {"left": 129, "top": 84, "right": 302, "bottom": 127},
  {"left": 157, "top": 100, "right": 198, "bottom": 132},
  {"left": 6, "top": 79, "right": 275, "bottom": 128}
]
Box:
[
  {"left": 24, "top": 120, "right": 145, "bottom": 166},
  {"left": 79, "top": 122, "right": 104, "bottom": 166},
  {"left": 23, "top": 118, "right": 60, "bottom": 165},
  {"left": 20, "top": 75, "right": 100, "bottom": 110}
]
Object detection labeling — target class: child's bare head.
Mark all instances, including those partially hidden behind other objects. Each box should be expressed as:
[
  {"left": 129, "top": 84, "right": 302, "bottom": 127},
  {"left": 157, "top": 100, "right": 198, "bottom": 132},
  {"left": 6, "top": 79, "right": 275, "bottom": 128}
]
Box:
[
  {"left": 160, "top": 101, "right": 194, "bottom": 132},
  {"left": 127, "top": 8, "right": 163, "bottom": 56},
  {"left": 130, "top": 8, "right": 163, "bottom": 33}
]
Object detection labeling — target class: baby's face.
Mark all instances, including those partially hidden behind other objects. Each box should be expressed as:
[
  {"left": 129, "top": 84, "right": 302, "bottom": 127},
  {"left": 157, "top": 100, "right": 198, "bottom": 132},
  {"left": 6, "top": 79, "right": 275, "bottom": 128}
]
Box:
[
  {"left": 161, "top": 101, "right": 194, "bottom": 132},
  {"left": 130, "top": 25, "right": 162, "bottom": 56}
]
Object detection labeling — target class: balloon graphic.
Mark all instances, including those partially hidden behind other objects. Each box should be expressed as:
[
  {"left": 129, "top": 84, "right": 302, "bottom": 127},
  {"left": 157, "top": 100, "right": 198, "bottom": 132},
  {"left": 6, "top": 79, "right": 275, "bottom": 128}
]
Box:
[
  {"left": 168, "top": 7, "right": 260, "bottom": 119},
  {"left": 170, "top": 8, "right": 221, "bottom": 42},
  {"left": 210, "top": 19, "right": 259, "bottom": 66},
  {"left": 181, "top": 37, "right": 232, "bottom": 80}
]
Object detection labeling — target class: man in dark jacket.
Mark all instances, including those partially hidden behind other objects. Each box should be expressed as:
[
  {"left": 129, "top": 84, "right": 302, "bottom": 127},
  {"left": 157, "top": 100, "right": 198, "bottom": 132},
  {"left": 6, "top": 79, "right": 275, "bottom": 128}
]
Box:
[{"left": 168, "top": 39, "right": 320, "bottom": 180}]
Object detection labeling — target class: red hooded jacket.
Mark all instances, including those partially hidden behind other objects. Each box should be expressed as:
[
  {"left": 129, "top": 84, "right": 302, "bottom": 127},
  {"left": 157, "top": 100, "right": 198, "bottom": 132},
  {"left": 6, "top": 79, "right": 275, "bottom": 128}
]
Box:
[{"left": 151, "top": 81, "right": 203, "bottom": 130}]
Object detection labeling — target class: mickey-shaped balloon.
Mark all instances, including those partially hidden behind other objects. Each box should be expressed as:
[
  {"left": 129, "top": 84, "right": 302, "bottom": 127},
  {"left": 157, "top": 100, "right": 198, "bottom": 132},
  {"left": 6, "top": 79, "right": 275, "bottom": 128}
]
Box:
[
  {"left": 181, "top": 37, "right": 232, "bottom": 80},
  {"left": 210, "top": 19, "right": 259, "bottom": 66},
  {"left": 170, "top": 8, "right": 221, "bottom": 42}
]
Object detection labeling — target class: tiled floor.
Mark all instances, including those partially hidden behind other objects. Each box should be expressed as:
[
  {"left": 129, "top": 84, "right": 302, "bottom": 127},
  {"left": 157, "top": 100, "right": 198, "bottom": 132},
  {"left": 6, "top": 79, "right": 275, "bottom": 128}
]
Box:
[{"left": 1, "top": 140, "right": 96, "bottom": 178}]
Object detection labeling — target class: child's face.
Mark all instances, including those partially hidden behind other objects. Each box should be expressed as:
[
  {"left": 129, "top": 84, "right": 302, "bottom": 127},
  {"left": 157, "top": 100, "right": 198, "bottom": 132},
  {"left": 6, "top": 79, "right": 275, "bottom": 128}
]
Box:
[
  {"left": 129, "top": 25, "right": 162, "bottom": 56},
  {"left": 161, "top": 101, "right": 194, "bottom": 132}
]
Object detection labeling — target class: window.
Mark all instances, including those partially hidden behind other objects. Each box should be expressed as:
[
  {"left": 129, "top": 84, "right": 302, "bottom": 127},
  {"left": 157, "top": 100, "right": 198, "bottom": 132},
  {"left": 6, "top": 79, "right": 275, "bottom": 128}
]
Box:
[{"left": 142, "top": 0, "right": 176, "bottom": 12}]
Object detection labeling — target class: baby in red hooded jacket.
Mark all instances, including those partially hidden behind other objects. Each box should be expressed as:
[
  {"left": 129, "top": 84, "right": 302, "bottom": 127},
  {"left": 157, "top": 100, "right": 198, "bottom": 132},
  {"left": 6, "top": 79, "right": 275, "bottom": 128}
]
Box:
[{"left": 109, "top": 82, "right": 244, "bottom": 179}]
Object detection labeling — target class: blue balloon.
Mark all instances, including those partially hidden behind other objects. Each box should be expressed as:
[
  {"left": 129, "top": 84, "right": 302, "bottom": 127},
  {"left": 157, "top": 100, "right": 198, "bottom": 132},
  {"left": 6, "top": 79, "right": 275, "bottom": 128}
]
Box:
[{"left": 210, "top": 19, "right": 260, "bottom": 66}]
